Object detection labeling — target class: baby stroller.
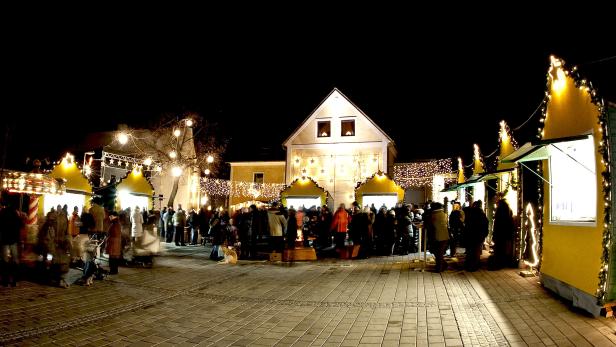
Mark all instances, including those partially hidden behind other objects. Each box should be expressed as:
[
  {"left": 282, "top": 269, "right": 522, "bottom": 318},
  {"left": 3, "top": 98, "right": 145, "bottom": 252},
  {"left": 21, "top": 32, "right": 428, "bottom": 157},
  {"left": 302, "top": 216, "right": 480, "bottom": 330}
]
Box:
[{"left": 74, "top": 235, "right": 108, "bottom": 286}]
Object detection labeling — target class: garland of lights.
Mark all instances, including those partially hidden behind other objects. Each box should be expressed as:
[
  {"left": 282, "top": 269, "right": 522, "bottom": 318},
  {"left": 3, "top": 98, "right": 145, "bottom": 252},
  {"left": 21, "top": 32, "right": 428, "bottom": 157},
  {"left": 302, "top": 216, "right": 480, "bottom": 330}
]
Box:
[
  {"left": 201, "top": 177, "right": 286, "bottom": 199},
  {"left": 102, "top": 151, "right": 162, "bottom": 173},
  {"left": 393, "top": 159, "right": 455, "bottom": 188},
  {"left": 2, "top": 171, "right": 65, "bottom": 195},
  {"left": 536, "top": 57, "right": 611, "bottom": 304}
]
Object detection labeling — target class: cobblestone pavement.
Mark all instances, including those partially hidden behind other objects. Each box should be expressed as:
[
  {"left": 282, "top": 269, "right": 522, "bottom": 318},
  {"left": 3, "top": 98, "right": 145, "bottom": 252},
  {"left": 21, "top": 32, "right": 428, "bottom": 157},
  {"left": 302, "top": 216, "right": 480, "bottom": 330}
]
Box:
[{"left": 2, "top": 245, "right": 616, "bottom": 346}]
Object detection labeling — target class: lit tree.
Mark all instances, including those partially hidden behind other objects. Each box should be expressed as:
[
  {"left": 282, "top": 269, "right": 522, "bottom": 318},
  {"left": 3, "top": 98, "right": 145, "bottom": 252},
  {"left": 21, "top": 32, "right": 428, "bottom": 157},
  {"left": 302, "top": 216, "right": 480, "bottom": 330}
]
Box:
[{"left": 114, "top": 113, "right": 226, "bottom": 208}]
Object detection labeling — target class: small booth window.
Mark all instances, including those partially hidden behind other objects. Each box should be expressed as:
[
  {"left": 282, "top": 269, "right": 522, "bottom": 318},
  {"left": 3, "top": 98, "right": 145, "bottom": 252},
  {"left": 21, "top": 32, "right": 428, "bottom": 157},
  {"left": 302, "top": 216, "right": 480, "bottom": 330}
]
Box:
[
  {"left": 253, "top": 172, "right": 264, "bottom": 184},
  {"left": 317, "top": 121, "right": 331, "bottom": 137},
  {"left": 341, "top": 120, "right": 355, "bottom": 136},
  {"left": 549, "top": 136, "right": 596, "bottom": 223}
]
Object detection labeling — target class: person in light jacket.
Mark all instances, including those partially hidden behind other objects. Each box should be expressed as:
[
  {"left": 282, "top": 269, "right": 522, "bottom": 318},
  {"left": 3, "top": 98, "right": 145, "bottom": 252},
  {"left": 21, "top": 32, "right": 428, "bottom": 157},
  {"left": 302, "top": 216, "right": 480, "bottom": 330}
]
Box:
[
  {"left": 267, "top": 202, "right": 287, "bottom": 253},
  {"left": 430, "top": 202, "right": 449, "bottom": 272},
  {"left": 130, "top": 206, "right": 144, "bottom": 246}
]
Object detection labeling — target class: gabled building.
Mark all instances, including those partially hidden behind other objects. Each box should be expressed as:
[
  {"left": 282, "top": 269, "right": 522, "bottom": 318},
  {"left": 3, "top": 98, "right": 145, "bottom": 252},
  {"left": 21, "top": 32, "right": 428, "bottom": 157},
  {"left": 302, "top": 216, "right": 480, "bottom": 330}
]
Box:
[{"left": 282, "top": 88, "right": 397, "bottom": 207}]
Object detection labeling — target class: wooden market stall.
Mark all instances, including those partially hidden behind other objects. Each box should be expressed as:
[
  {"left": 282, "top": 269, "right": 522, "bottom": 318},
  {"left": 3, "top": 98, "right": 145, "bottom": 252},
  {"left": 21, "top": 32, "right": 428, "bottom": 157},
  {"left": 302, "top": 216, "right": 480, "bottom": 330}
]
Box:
[
  {"left": 42, "top": 153, "right": 93, "bottom": 217},
  {"left": 502, "top": 56, "right": 613, "bottom": 315},
  {"left": 280, "top": 177, "right": 329, "bottom": 210},
  {"left": 355, "top": 171, "right": 404, "bottom": 209},
  {"left": 116, "top": 168, "right": 155, "bottom": 211}
]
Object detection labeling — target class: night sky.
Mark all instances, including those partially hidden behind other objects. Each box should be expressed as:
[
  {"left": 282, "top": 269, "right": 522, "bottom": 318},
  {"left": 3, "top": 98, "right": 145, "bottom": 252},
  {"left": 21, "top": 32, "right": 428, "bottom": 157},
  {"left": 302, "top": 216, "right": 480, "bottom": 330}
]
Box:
[{"left": 3, "top": 18, "right": 615, "bottom": 174}]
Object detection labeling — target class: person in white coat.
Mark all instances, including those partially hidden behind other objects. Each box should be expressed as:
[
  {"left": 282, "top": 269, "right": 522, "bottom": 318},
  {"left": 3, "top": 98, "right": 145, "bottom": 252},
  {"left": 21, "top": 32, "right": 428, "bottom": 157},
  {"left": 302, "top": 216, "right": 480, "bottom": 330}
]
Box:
[{"left": 130, "top": 206, "right": 144, "bottom": 246}]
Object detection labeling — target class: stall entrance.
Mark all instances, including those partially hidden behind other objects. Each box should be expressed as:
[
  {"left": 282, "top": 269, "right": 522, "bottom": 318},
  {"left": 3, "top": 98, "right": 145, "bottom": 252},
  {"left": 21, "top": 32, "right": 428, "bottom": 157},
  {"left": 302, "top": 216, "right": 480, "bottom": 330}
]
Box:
[
  {"left": 285, "top": 196, "right": 321, "bottom": 210},
  {"left": 361, "top": 193, "right": 398, "bottom": 210}
]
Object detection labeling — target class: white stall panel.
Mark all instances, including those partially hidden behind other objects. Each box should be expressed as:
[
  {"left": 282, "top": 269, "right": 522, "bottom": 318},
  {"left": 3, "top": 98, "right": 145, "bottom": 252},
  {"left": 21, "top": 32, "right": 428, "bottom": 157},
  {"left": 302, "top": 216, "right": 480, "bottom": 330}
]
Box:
[
  {"left": 362, "top": 194, "right": 398, "bottom": 210},
  {"left": 286, "top": 197, "right": 321, "bottom": 210},
  {"left": 44, "top": 192, "right": 86, "bottom": 215}
]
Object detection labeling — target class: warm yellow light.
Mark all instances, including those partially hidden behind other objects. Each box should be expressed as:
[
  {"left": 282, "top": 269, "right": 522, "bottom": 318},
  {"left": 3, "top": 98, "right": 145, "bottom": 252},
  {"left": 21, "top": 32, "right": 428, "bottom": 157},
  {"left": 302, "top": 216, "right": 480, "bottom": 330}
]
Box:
[
  {"left": 524, "top": 203, "right": 539, "bottom": 267},
  {"left": 206, "top": 155, "right": 214, "bottom": 163},
  {"left": 549, "top": 56, "right": 566, "bottom": 93},
  {"left": 473, "top": 144, "right": 480, "bottom": 161},
  {"left": 207, "top": 205, "right": 212, "bottom": 211},
  {"left": 171, "top": 166, "right": 183, "bottom": 177},
  {"left": 143, "top": 158, "right": 152, "bottom": 166},
  {"left": 117, "top": 133, "right": 129, "bottom": 145},
  {"left": 169, "top": 151, "right": 177, "bottom": 159},
  {"left": 173, "top": 129, "right": 181, "bottom": 137},
  {"left": 321, "top": 132, "right": 328, "bottom": 137},
  {"left": 185, "top": 119, "right": 193, "bottom": 127},
  {"left": 204, "top": 168, "right": 210, "bottom": 175},
  {"left": 345, "top": 131, "right": 353, "bottom": 136},
  {"left": 499, "top": 121, "right": 509, "bottom": 142}
]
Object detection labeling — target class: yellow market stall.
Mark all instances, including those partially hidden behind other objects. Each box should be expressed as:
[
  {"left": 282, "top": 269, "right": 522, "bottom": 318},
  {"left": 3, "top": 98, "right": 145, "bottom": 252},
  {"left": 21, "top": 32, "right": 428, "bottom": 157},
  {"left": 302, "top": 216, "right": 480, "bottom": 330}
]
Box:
[
  {"left": 42, "top": 153, "right": 93, "bottom": 217},
  {"left": 281, "top": 177, "right": 328, "bottom": 209},
  {"left": 355, "top": 171, "right": 404, "bottom": 209},
  {"left": 502, "top": 56, "right": 613, "bottom": 315},
  {"left": 116, "top": 168, "right": 155, "bottom": 211}
]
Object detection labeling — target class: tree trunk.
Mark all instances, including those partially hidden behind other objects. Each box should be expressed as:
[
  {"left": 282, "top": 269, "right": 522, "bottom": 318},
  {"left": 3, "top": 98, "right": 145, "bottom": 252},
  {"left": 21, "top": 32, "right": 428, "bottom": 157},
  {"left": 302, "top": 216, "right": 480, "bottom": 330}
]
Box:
[{"left": 167, "top": 175, "right": 181, "bottom": 208}]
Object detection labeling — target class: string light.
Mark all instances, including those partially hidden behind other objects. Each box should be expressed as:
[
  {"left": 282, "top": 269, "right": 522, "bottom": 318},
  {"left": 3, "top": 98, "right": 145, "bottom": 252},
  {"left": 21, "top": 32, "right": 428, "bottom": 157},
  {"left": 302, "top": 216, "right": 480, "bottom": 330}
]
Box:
[
  {"left": 393, "top": 159, "right": 455, "bottom": 189},
  {"left": 523, "top": 203, "right": 539, "bottom": 267},
  {"left": 2, "top": 171, "right": 65, "bottom": 195},
  {"left": 201, "top": 177, "right": 286, "bottom": 199}
]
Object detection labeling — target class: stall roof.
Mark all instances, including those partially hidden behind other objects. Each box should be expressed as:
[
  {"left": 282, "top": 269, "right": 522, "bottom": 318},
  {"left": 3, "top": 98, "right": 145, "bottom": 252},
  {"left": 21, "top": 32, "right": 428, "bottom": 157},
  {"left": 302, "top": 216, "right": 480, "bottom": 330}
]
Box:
[
  {"left": 475, "top": 168, "right": 516, "bottom": 182},
  {"left": 501, "top": 134, "right": 591, "bottom": 163},
  {"left": 440, "top": 174, "right": 484, "bottom": 192}
]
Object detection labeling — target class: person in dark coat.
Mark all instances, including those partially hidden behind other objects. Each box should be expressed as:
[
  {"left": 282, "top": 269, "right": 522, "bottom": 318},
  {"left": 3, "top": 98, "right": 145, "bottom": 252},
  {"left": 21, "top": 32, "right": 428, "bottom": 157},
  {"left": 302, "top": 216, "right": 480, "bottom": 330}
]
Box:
[
  {"left": 286, "top": 208, "right": 298, "bottom": 249},
  {"left": 0, "top": 203, "right": 24, "bottom": 286},
  {"left": 464, "top": 200, "right": 489, "bottom": 271},
  {"left": 490, "top": 198, "right": 516, "bottom": 269},
  {"left": 448, "top": 202, "right": 465, "bottom": 256}
]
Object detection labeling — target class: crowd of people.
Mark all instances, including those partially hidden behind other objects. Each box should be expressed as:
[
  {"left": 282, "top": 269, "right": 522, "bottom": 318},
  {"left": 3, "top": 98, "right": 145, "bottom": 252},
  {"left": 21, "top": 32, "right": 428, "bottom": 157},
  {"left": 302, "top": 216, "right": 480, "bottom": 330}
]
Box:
[{"left": 0, "top": 194, "right": 518, "bottom": 287}]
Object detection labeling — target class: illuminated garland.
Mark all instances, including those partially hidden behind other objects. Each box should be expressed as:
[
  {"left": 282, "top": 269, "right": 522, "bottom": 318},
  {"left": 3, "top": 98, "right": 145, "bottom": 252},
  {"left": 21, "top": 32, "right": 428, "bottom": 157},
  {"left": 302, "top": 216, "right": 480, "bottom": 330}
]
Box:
[
  {"left": 537, "top": 56, "right": 611, "bottom": 304},
  {"left": 393, "top": 159, "right": 455, "bottom": 188},
  {"left": 2, "top": 171, "right": 65, "bottom": 195},
  {"left": 201, "top": 177, "right": 286, "bottom": 199},
  {"left": 102, "top": 151, "right": 162, "bottom": 173}
]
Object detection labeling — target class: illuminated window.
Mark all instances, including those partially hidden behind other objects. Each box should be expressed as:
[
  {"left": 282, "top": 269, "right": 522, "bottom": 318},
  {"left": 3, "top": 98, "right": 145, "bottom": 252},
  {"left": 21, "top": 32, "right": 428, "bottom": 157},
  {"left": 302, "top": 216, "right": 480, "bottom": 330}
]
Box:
[
  {"left": 549, "top": 136, "right": 596, "bottom": 223},
  {"left": 317, "top": 121, "right": 330, "bottom": 137},
  {"left": 253, "top": 172, "right": 264, "bottom": 184},
  {"left": 341, "top": 120, "right": 355, "bottom": 136}
]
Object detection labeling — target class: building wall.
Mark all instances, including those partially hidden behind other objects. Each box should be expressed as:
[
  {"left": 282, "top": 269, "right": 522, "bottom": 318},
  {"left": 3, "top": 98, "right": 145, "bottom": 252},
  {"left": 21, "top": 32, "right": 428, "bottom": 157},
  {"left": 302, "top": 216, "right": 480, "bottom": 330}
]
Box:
[
  {"left": 541, "top": 66, "right": 604, "bottom": 296},
  {"left": 285, "top": 90, "right": 395, "bottom": 207},
  {"left": 229, "top": 162, "right": 286, "bottom": 206}
]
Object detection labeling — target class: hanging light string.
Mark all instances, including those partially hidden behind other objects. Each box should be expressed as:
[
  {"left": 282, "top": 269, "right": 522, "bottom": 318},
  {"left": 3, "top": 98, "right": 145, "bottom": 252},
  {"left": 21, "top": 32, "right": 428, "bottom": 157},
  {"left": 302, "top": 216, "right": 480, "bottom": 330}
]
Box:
[{"left": 512, "top": 96, "right": 547, "bottom": 131}]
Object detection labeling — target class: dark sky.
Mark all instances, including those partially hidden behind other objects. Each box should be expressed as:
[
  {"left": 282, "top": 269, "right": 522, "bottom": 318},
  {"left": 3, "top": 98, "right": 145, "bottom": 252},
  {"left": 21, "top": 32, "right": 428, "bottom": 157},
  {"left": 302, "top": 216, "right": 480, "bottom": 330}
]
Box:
[{"left": 3, "top": 16, "right": 615, "bottom": 172}]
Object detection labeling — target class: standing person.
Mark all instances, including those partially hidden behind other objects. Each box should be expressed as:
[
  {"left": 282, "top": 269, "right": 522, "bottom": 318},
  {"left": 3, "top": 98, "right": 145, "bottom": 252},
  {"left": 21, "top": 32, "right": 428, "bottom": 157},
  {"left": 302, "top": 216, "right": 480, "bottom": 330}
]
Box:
[
  {"left": 430, "top": 202, "right": 449, "bottom": 272},
  {"left": 159, "top": 207, "right": 167, "bottom": 240},
  {"left": 267, "top": 202, "right": 287, "bottom": 253},
  {"left": 286, "top": 208, "right": 298, "bottom": 249},
  {"left": 464, "top": 200, "right": 489, "bottom": 272},
  {"left": 106, "top": 212, "right": 122, "bottom": 275},
  {"left": 187, "top": 208, "right": 198, "bottom": 245},
  {"left": 130, "top": 206, "right": 144, "bottom": 246},
  {"left": 68, "top": 206, "right": 82, "bottom": 266},
  {"left": 331, "top": 203, "right": 349, "bottom": 250},
  {"left": 318, "top": 205, "right": 332, "bottom": 249},
  {"left": 89, "top": 199, "right": 105, "bottom": 238},
  {"left": 349, "top": 201, "right": 370, "bottom": 258},
  {"left": 248, "top": 204, "right": 264, "bottom": 259},
  {"left": 448, "top": 202, "right": 465, "bottom": 257},
  {"left": 490, "top": 198, "right": 516, "bottom": 269},
  {"left": 173, "top": 205, "right": 186, "bottom": 246},
  {"left": 164, "top": 207, "right": 175, "bottom": 243},
  {"left": 0, "top": 202, "right": 24, "bottom": 287}
]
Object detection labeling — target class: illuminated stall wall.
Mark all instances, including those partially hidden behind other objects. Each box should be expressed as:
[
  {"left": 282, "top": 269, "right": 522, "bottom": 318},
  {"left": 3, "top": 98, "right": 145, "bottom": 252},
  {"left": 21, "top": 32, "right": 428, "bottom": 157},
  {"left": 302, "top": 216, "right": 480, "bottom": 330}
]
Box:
[
  {"left": 538, "top": 57, "right": 606, "bottom": 313},
  {"left": 42, "top": 154, "right": 92, "bottom": 216},
  {"left": 283, "top": 88, "right": 396, "bottom": 208},
  {"left": 281, "top": 178, "right": 328, "bottom": 209},
  {"left": 355, "top": 172, "right": 404, "bottom": 209},
  {"left": 471, "top": 144, "right": 486, "bottom": 205},
  {"left": 116, "top": 169, "right": 154, "bottom": 211},
  {"left": 496, "top": 121, "right": 519, "bottom": 216}
]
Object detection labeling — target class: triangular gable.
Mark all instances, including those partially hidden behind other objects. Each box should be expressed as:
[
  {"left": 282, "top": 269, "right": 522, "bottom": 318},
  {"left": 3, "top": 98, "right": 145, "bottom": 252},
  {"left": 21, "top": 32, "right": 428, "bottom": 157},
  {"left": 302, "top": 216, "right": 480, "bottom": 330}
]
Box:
[{"left": 283, "top": 88, "right": 394, "bottom": 147}]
